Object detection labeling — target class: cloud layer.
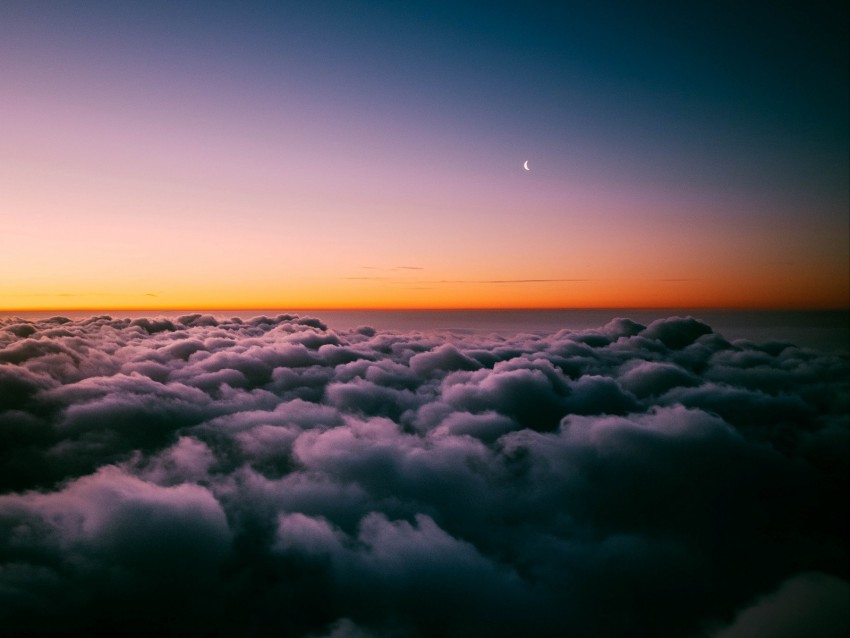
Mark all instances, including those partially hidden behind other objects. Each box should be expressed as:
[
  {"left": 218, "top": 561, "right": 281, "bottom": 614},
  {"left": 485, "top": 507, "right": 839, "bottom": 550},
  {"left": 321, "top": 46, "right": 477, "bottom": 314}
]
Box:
[{"left": 1, "top": 313, "right": 847, "bottom": 637}]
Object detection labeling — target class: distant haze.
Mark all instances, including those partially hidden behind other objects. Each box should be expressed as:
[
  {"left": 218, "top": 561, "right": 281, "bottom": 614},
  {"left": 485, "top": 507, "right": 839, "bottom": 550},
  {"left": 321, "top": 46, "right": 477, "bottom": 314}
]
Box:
[{"left": 2, "top": 308, "right": 848, "bottom": 354}]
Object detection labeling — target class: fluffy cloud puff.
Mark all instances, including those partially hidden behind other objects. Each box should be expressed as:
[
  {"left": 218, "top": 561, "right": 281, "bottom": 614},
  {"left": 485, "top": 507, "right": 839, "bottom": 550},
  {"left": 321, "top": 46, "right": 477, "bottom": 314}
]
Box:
[{"left": 0, "top": 314, "right": 847, "bottom": 637}]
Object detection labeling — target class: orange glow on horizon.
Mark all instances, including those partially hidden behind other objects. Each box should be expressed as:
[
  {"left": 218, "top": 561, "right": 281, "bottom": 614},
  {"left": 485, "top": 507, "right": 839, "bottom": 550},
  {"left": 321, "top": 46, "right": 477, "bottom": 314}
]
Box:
[
  {"left": 2, "top": 273, "right": 847, "bottom": 314},
  {"left": 2, "top": 3, "right": 847, "bottom": 325}
]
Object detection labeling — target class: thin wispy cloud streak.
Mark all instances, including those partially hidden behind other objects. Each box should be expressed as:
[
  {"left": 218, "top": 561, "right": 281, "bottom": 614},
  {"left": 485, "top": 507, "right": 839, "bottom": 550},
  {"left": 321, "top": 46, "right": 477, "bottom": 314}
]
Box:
[
  {"left": 342, "top": 278, "right": 592, "bottom": 284},
  {"left": 0, "top": 314, "right": 847, "bottom": 637},
  {"left": 425, "top": 278, "right": 591, "bottom": 284}
]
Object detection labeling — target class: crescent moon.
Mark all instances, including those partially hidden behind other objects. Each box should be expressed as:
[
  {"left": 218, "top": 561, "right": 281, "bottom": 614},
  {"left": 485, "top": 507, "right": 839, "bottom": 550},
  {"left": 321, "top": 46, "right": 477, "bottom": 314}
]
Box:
[{"left": 523, "top": 160, "right": 530, "bottom": 171}]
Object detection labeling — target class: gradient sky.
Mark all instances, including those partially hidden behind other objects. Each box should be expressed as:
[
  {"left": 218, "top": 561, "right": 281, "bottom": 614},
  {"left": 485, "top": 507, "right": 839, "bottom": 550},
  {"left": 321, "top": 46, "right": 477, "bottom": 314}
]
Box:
[{"left": 2, "top": 0, "right": 847, "bottom": 310}]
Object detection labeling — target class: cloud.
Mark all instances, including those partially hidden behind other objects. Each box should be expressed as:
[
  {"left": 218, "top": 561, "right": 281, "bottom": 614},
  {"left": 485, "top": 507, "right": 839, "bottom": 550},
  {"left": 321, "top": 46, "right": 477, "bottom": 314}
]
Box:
[
  {"left": 0, "top": 465, "right": 231, "bottom": 635},
  {"left": 618, "top": 360, "right": 700, "bottom": 398},
  {"left": 642, "top": 315, "right": 714, "bottom": 350},
  {"left": 0, "top": 313, "right": 847, "bottom": 636},
  {"left": 712, "top": 572, "right": 850, "bottom": 638},
  {"left": 420, "top": 278, "right": 590, "bottom": 284}
]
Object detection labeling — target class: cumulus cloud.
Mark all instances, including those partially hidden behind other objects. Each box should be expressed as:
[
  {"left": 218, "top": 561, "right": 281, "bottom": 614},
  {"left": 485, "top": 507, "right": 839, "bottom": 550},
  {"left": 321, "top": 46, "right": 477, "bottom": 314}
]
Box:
[
  {"left": 0, "top": 313, "right": 847, "bottom": 637},
  {"left": 712, "top": 572, "right": 850, "bottom": 638}
]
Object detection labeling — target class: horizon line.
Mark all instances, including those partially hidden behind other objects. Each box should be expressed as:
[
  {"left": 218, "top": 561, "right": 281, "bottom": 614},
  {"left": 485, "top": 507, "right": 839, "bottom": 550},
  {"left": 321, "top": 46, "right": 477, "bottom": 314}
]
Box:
[{"left": 2, "top": 305, "right": 848, "bottom": 314}]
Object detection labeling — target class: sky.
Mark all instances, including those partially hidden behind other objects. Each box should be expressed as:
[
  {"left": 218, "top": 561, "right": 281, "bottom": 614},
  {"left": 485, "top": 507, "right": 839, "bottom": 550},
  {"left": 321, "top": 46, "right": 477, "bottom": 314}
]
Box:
[{"left": 1, "top": 0, "right": 848, "bottom": 310}]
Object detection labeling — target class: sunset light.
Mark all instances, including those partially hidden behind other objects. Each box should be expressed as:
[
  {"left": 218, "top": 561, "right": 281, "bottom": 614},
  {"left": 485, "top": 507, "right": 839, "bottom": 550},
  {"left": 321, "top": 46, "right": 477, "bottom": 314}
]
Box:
[{"left": 1, "top": 2, "right": 847, "bottom": 637}]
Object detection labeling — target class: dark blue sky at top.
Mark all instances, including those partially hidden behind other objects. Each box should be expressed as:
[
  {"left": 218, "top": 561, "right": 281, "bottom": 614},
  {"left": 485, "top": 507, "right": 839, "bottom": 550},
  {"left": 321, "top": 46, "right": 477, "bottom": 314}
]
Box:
[{"left": 4, "top": 0, "right": 848, "bottom": 215}]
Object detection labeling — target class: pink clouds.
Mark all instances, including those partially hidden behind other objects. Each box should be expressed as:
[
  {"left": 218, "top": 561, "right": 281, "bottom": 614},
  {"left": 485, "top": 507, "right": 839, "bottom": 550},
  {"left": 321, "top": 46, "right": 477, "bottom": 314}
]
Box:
[{"left": 0, "top": 313, "right": 847, "bottom": 636}]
